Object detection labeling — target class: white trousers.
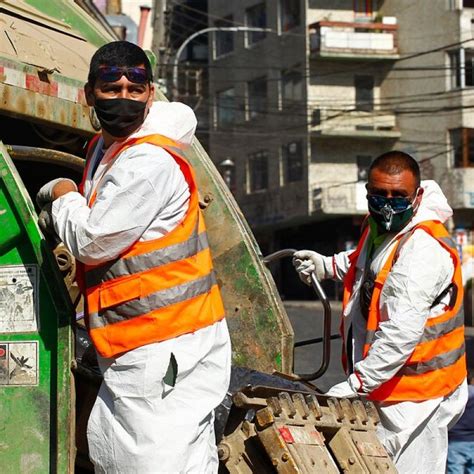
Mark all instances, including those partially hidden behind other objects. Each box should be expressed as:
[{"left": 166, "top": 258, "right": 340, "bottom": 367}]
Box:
[
  {"left": 376, "top": 381, "right": 468, "bottom": 474},
  {"left": 87, "top": 319, "right": 232, "bottom": 474}
]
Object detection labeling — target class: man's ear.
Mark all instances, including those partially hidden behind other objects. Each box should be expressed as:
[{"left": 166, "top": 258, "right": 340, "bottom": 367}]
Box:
[
  {"left": 147, "top": 83, "right": 155, "bottom": 107},
  {"left": 414, "top": 186, "right": 424, "bottom": 208},
  {"left": 85, "top": 83, "right": 95, "bottom": 107}
]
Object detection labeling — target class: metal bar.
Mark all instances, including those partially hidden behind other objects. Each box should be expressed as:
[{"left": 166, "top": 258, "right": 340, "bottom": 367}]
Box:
[
  {"left": 172, "top": 26, "right": 272, "bottom": 100},
  {"left": 7, "top": 145, "right": 85, "bottom": 172},
  {"left": 263, "top": 248, "right": 332, "bottom": 381},
  {"left": 294, "top": 333, "right": 341, "bottom": 348}
]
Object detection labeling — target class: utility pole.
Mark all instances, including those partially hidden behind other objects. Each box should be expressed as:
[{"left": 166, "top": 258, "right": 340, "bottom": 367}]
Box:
[{"left": 152, "top": 0, "right": 168, "bottom": 80}]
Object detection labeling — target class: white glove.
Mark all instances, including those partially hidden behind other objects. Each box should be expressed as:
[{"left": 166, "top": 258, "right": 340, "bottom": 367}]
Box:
[
  {"left": 36, "top": 178, "right": 77, "bottom": 209},
  {"left": 325, "top": 373, "right": 361, "bottom": 398},
  {"left": 292, "top": 250, "right": 326, "bottom": 285}
]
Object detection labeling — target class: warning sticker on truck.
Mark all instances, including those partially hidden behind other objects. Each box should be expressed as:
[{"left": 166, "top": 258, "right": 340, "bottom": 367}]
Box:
[
  {"left": 0, "top": 341, "right": 38, "bottom": 386},
  {"left": 0, "top": 265, "right": 38, "bottom": 333}
]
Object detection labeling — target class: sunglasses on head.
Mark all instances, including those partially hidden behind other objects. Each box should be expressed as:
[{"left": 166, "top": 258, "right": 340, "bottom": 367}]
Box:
[
  {"left": 98, "top": 66, "right": 148, "bottom": 84},
  {"left": 367, "top": 194, "right": 413, "bottom": 213}
]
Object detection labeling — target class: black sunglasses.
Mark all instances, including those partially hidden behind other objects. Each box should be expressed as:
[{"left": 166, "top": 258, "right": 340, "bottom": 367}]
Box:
[
  {"left": 98, "top": 66, "right": 148, "bottom": 84},
  {"left": 367, "top": 188, "right": 419, "bottom": 213}
]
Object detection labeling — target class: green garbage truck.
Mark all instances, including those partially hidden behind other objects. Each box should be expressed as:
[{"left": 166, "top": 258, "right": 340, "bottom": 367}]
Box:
[{"left": 0, "top": 1, "right": 396, "bottom": 472}]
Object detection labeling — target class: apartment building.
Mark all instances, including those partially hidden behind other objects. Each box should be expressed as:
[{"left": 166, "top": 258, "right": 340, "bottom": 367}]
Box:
[{"left": 206, "top": 0, "right": 474, "bottom": 294}]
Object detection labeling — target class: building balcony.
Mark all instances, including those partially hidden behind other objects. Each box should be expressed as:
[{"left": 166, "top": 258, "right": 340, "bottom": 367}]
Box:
[
  {"left": 312, "top": 180, "right": 368, "bottom": 216},
  {"left": 309, "top": 20, "right": 399, "bottom": 60},
  {"left": 310, "top": 108, "right": 400, "bottom": 139}
]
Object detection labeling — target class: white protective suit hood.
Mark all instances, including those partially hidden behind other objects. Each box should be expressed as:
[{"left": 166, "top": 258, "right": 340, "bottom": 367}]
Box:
[
  {"left": 134, "top": 101, "right": 197, "bottom": 146},
  {"left": 404, "top": 179, "right": 453, "bottom": 231}
]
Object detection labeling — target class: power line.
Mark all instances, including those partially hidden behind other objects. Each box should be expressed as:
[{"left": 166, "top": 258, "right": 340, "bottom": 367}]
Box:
[
  {"left": 165, "top": 40, "right": 473, "bottom": 92},
  {"left": 169, "top": 0, "right": 472, "bottom": 46}
]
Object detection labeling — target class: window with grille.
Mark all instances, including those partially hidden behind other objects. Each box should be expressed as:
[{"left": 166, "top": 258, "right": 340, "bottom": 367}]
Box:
[
  {"left": 215, "top": 16, "right": 234, "bottom": 58},
  {"left": 247, "top": 76, "right": 267, "bottom": 119},
  {"left": 248, "top": 150, "right": 269, "bottom": 192},
  {"left": 283, "top": 141, "right": 303, "bottom": 183},
  {"left": 246, "top": 3, "right": 266, "bottom": 45},
  {"left": 451, "top": 128, "right": 474, "bottom": 167}
]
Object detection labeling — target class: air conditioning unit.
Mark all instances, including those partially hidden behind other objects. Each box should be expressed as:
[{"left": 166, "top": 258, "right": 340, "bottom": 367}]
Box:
[{"left": 382, "top": 16, "right": 397, "bottom": 25}]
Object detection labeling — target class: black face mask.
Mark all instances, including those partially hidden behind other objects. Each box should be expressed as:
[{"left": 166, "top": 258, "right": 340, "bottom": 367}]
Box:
[{"left": 94, "top": 98, "right": 147, "bottom": 138}]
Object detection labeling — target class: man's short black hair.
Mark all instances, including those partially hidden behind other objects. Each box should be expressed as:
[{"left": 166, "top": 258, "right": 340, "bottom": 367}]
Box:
[
  {"left": 369, "top": 151, "right": 421, "bottom": 187},
  {"left": 88, "top": 41, "right": 153, "bottom": 86}
]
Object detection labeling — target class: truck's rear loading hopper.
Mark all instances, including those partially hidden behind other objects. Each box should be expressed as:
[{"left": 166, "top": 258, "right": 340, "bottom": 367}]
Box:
[{"left": 0, "top": 1, "right": 294, "bottom": 470}]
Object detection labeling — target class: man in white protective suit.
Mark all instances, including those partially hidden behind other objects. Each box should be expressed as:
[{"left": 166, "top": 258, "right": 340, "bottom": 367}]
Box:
[
  {"left": 293, "top": 151, "right": 468, "bottom": 473},
  {"left": 36, "top": 41, "right": 231, "bottom": 473}
]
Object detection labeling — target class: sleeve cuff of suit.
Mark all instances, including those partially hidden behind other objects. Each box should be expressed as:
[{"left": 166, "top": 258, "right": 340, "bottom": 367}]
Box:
[
  {"left": 322, "top": 256, "right": 336, "bottom": 280},
  {"left": 348, "top": 372, "right": 364, "bottom": 393}
]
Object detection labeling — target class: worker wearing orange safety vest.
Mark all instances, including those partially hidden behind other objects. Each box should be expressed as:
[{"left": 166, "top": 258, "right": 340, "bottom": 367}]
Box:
[
  {"left": 36, "top": 41, "right": 231, "bottom": 473},
  {"left": 293, "top": 151, "right": 467, "bottom": 473},
  {"left": 78, "top": 132, "right": 225, "bottom": 359}
]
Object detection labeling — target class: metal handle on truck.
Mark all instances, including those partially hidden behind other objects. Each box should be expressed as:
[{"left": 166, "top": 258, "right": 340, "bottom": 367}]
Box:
[{"left": 262, "top": 249, "right": 331, "bottom": 381}]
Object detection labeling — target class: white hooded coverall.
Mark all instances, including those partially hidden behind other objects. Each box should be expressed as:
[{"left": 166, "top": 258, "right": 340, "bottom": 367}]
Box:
[
  {"left": 321, "top": 181, "right": 468, "bottom": 473},
  {"left": 52, "top": 102, "right": 232, "bottom": 473}
]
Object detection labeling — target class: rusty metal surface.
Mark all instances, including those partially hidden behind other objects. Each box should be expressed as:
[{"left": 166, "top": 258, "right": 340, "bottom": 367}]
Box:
[
  {"left": 329, "top": 428, "right": 370, "bottom": 473},
  {"left": 329, "top": 427, "right": 397, "bottom": 473},
  {"left": 218, "top": 421, "right": 267, "bottom": 474},
  {"left": 8, "top": 145, "right": 86, "bottom": 173},
  {"left": 220, "top": 388, "right": 397, "bottom": 474},
  {"left": 0, "top": 82, "right": 94, "bottom": 134}
]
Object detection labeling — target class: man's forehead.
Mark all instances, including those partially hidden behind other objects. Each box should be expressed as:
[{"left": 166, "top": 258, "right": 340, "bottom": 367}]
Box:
[{"left": 368, "top": 168, "right": 417, "bottom": 190}]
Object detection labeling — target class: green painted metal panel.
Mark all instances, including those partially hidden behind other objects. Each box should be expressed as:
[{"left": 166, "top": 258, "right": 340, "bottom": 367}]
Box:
[
  {"left": 24, "top": 0, "right": 114, "bottom": 47},
  {"left": 0, "top": 143, "right": 74, "bottom": 473}
]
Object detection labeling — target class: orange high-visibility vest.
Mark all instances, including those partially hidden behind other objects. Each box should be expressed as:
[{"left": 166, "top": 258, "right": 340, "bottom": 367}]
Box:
[
  {"left": 342, "top": 220, "right": 466, "bottom": 402},
  {"left": 78, "top": 133, "right": 225, "bottom": 358}
]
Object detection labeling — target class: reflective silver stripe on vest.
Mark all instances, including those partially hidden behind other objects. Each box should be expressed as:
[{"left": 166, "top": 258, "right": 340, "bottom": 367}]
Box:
[
  {"left": 85, "top": 230, "right": 209, "bottom": 288},
  {"left": 366, "top": 306, "right": 465, "bottom": 347},
  {"left": 439, "top": 236, "right": 456, "bottom": 249},
  {"left": 365, "top": 307, "right": 464, "bottom": 347},
  {"left": 421, "top": 308, "right": 464, "bottom": 342},
  {"left": 88, "top": 271, "right": 217, "bottom": 329},
  {"left": 398, "top": 343, "right": 465, "bottom": 376}
]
